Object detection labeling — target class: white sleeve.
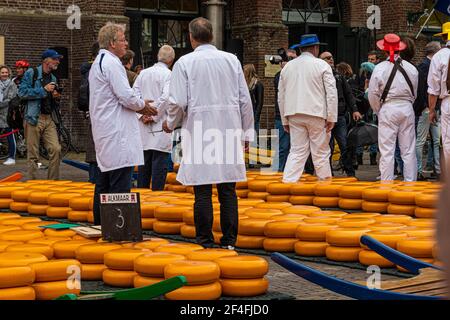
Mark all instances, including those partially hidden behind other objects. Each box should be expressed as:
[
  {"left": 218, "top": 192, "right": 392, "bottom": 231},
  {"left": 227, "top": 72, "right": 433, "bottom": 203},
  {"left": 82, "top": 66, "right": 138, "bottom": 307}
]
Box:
[
  {"left": 166, "top": 61, "right": 188, "bottom": 130},
  {"left": 368, "top": 66, "right": 383, "bottom": 114},
  {"left": 323, "top": 65, "right": 338, "bottom": 123},
  {"left": 278, "top": 68, "right": 288, "bottom": 126},
  {"left": 133, "top": 73, "right": 144, "bottom": 120},
  {"left": 427, "top": 55, "right": 442, "bottom": 96},
  {"left": 109, "top": 61, "right": 145, "bottom": 112},
  {"left": 153, "top": 72, "right": 171, "bottom": 123},
  {"left": 238, "top": 64, "right": 255, "bottom": 142}
]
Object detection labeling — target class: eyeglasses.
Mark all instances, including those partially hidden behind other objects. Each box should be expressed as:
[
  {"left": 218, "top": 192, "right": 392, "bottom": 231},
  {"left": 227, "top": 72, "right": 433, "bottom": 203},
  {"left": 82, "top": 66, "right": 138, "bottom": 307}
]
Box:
[{"left": 323, "top": 56, "right": 333, "bottom": 60}]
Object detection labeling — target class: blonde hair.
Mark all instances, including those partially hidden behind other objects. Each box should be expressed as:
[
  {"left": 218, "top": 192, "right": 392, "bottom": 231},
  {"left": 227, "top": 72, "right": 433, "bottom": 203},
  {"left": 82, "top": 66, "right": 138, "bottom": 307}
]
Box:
[
  {"left": 158, "top": 45, "right": 175, "bottom": 64},
  {"left": 98, "top": 22, "right": 126, "bottom": 49},
  {"left": 243, "top": 64, "right": 258, "bottom": 87}
]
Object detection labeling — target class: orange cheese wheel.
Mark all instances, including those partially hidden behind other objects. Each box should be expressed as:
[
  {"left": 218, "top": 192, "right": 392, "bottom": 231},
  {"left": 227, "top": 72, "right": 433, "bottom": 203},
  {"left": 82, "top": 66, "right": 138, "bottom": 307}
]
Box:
[
  {"left": 141, "top": 202, "right": 167, "bottom": 218},
  {"left": 374, "top": 214, "right": 413, "bottom": 224},
  {"left": 314, "top": 183, "right": 343, "bottom": 197},
  {"left": 387, "top": 204, "right": 416, "bottom": 216},
  {"left": 236, "top": 181, "right": 248, "bottom": 190},
  {"left": 263, "top": 238, "right": 297, "bottom": 252},
  {"left": 397, "top": 238, "right": 435, "bottom": 258},
  {"left": 29, "top": 259, "right": 81, "bottom": 282},
  {"left": 1, "top": 217, "right": 42, "bottom": 226},
  {"left": 133, "top": 238, "right": 170, "bottom": 250},
  {"left": 27, "top": 238, "right": 70, "bottom": 246},
  {"left": 368, "top": 223, "right": 407, "bottom": 231},
  {"left": 134, "top": 253, "right": 186, "bottom": 277},
  {"left": 133, "top": 275, "right": 164, "bottom": 288},
  {"left": 247, "top": 192, "right": 269, "bottom": 200},
  {"left": 0, "top": 252, "right": 48, "bottom": 267},
  {"left": 81, "top": 264, "right": 107, "bottom": 281},
  {"left": 154, "top": 243, "right": 203, "bottom": 255},
  {"left": 235, "top": 235, "right": 265, "bottom": 249},
  {"left": 53, "top": 240, "right": 95, "bottom": 259},
  {"left": 415, "top": 192, "right": 438, "bottom": 208},
  {"left": 165, "top": 281, "right": 222, "bottom": 300},
  {"left": 362, "top": 187, "right": 393, "bottom": 202},
  {"left": 326, "top": 246, "right": 362, "bottom": 262},
  {"left": 102, "top": 269, "right": 137, "bottom": 287},
  {"left": 68, "top": 210, "right": 88, "bottom": 222},
  {"left": 46, "top": 206, "right": 71, "bottom": 219},
  {"left": 266, "top": 182, "right": 291, "bottom": 195},
  {"left": 339, "top": 184, "right": 373, "bottom": 199},
  {"left": 0, "top": 230, "right": 44, "bottom": 242},
  {"left": 255, "top": 202, "right": 292, "bottom": 210},
  {"left": 0, "top": 266, "right": 35, "bottom": 288},
  {"left": 264, "top": 220, "right": 305, "bottom": 238},
  {"left": 68, "top": 196, "right": 92, "bottom": 211},
  {"left": 296, "top": 223, "right": 338, "bottom": 241},
  {"left": 245, "top": 208, "right": 283, "bottom": 219},
  {"left": 401, "top": 227, "right": 434, "bottom": 238},
  {"left": 290, "top": 183, "right": 316, "bottom": 196},
  {"left": 248, "top": 180, "right": 275, "bottom": 192},
  {"left": 303, "top": 217, "right": 342, "bottom": 224},
  {"left": 294, "top": 241, "right": 329, "bottom": 256},
  {"left": 0, "top": 286, "right": 36, "bottom": 300},
  {"left": 337, "top": 218, "right": 376, "bottom": 228},
  {"left": 0, "top": 213, "right": 21, "bottom": 221},
  {"left": 6, "top": 244, "right": 53, "bottom": 259},
  {"left": 308, "top": 211, "right": 348, "bottom": 218},
  {"left": 338, "top": 199, "right": 363, "bottom": 210},
  {"left": 362, "top": 230, "right": 408, "bottom": 249},
  {"left": 342, "top": 213, "right": 381, "bottom": 219},
  {"left": 236, "top": 189, "right": 249, "bottom": 198},
  {"left": 43, "top": 229, "right": 77, "bottom": 238},
  {"left": 266, "top": 195, "right": 290, "bottom": 202},
  {"left": 0, "top": 226, "right": 21, "bottom": 235},
  {"left": 361, "top": 201, "right": 389, "bottom": 213},
  {"left": 186, "top": 248, "right": 238, "bottom": 261},
  {"left": 26, "top": 204, "right": 49, "bottom": 216},
  {"left": 87, "top": 211, "right": 94, "bottom": 224},
  {"left": 271, "top": 214, "right": 307, "bottom": 221},
  {"left": 215, "top": 256, "right": 268, "bottom": 279},
  {"left": 220, "top": 278, "right": 269, "bottom": 297},
  {"left": 289, "top": 195, "right": 314, "bottom": 205},
  {"left": 104, "top": 248, "right": 147, "bottom": 271},
  {"left": 180, "top": 224, "right": 196, "bottom": 238},
  {"left": 74, "top": 243, "right": 123, "bottom": 264},
  {"left": 313, "top": 197, "right": 339, "bottom": 208},
  {"left": 0, "top": 240, "right": 23, "bottom": 252},
  {"left": 154, "top": 205, "right": 191, "bottom": 222},
  {"left": 47, "top": 193, "right": 83, "bottom": 207},
  {"left": 28, "top": 191, "right": 56, "bottom": 205},
  {"left": 166, "top": 185, "right": 187, "bottom": 193},
  {"left": 11, "top": 189, "right": 35, "bottom": 202},
  {"left": 282, "top": 205, "right": 321, "bottom": 215},
  {"left": 153, "top": 221, "right": 184, "bottom": 234},
  {"left": 0, "top": 186, "right": 25, "bottom": 198},
  {"left": 359, "top": 250, "right": 395, "bottom": 267},
  {"left": 326, "top": 227, "right": 371, "bottom": 247},
  {"left": 237, "top": 199, "right": 265, "bottom": 207},
  {"left": 414, "top": 207, "right": 435, "bottom": 219},
  {"left": 388, "top": 190, "right": 417, "bottom": 205},
  {"left": 164, "top": 260, "right": 220, "bottom": 285},
  {"left": 238, "top": 218, "right": 272, "bottom": 236},
  {"left": 407, "top": 219, "right": 435, "bottom": 228},
  {"left": 142, "top": 218, "right": 156, "bottom": 230},
  {"left": 9, "top": 201, "right": 29, "bottom": 212}
]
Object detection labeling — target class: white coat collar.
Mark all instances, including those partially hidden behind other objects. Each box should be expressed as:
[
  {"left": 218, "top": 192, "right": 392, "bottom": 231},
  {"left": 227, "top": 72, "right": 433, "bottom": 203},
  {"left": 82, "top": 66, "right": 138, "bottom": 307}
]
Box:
[
  {"left": 155, "top": 61, "right": 169, "bottom": 69},
  {"left": 300, "top": 51, "right": 315, "bottom": 58},
  {"left": 100, "top": 49, "right": 121, "bottom": 63},
  {"left": 194, "top": 44, "right": 217, "bottom": 52}
]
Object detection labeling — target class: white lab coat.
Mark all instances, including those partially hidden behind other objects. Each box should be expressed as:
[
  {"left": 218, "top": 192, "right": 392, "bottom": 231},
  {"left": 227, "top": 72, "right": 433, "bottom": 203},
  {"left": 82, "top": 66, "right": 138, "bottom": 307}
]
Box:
[
  {"left": 428, "top": 45, "right": 450, "bottom": 165},
  {"left": 166, "top": 44, "right": 254, "bottom": 186},
  {"left": 133, "top": 62, "right": 172, "bottom": 153},
  {"left": 89, "top": 49, "right": 145, "bottom": 172},
  {"left": 368, "top": 57, "right": 419, "bottom": 181}
]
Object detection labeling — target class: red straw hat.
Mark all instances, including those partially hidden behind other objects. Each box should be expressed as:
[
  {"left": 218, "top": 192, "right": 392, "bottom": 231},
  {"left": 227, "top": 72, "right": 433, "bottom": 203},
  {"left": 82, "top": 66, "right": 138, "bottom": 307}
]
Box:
[{"left": 376, "top": 34, "right": 407, "bottom": 63}]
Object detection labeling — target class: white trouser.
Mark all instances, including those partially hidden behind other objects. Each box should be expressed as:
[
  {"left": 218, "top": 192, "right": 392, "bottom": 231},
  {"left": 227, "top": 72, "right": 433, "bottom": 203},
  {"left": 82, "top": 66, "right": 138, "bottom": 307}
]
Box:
[
  {"left": 441, "top": 97, "right": 450, "bottom": 170},
  {"left": 378, "top": 102, "right": 417, "bottom": 181},
  {"left": 283, "top": 114, "right": 332, "bottom": 183}
]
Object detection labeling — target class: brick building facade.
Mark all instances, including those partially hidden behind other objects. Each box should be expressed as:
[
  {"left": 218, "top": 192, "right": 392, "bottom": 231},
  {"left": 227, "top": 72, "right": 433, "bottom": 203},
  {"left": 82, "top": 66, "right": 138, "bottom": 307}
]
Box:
[{"left": 0, "top": 0, "right": 448, "bottom": 151}]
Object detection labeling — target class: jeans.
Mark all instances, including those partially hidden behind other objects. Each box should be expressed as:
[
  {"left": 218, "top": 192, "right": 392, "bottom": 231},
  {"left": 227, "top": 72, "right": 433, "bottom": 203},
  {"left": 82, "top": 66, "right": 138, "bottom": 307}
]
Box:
[
  {"left": 4, "top": 128, "right": 16, "bottom": 159},
  {"left": 416, "top": 109, "right": 441, "bottom": 174},
  {"left": 274, "top": 119, "right": 290, "bottom": 172},
  {"left": 88, "top": 162, "right": 99, "bottom": 184},
  {"left": 93, "top": 166, "right": 133, "bottom": 225},
  {"left": 426, "top": 140, "right": 435, "bottom": 169},
  {"left": 330, "top": 116, "right": 354, "bottom": 175},
  {"left": 193, "top": 183, "right": 238, "bottom": 248},
  {"left": 137, "top": 149, "right": 169, "bottom": 191}
]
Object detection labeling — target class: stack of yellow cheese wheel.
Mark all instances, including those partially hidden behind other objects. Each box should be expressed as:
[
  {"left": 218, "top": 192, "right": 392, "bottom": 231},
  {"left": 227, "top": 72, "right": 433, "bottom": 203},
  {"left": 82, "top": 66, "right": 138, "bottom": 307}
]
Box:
[
  {"left": 295, "top": 221, "right": 337, "bottom": 257},
  {"left": 47, "top": 192, "right": 83, "bottom": 219},
  {"left": 140, "top": 202, "right": 166, "bottom": 230},
  {"left": 289, "top": 182, "right": 316, "bottom": 205},
  {"left": 387, "top": 188, "right": 421, "bottom": 216},
  {"left": 181, "top": 209, "right": 196, "bottom": 239},
  {"left": 359, "top": 230, "right": 409, "bottom": 267},
  {"left": 325, "top": 227, "right": 371, "bottom": 262},
  {"left": 313, "top": 182, "right": 344, "bottom": 208},
  {"left": 134, "top": 252, "right": 186, "bottom": 287},
  {"left": 10, "top": 189, "right": 34, "bottom": 213},
  {"left": 263, "top": 216, "right": 304, "bottom": 252},
  {"left": 414, "top": 191, "right": 438, "bottom": 218},
  {"left": 27, "top": 189, "right": 55, "bottom": 216},
  {"left": 266, "top": 182, "right": 292, "bottom": 203},
  {"left": 103, "top": 248, "right": 147, "bottom": 287},
  {"left": 68, "top": 196, "right": 91, "bottom": 222},
  {"left": 396, "top": 237, "right": 436, "bottom": 272},
  {"left": 75, "top": 242, "right": 122, "bottom": 280},
  {"left": 0, "top": 186, "right": 24, "bottom": 210},
  {"left": 153, "top": 205, "right": 190, "bottom": 235},
  {"left": 0, "top": 265, "right": 36, "bottom": 300},
  {"left": 338, "top": 182, "right": 373, "bottom": 211},
  {"left": 362, "top": 185, "right": 394, "bottom": 213}
]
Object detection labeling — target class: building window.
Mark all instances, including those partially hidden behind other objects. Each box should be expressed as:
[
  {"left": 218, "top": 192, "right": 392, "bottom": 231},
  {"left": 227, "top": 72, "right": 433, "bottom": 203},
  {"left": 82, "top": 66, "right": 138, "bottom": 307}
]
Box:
[
  {"left": 419, "top": 0, "right": 450, "bottom": 30},
  {"left": 158, "top": 20, "right": 190, "bottom": 48},
  {"left": 282, "top": 0, "right": 341, "bottom": 24},
  {"left": 0, "top": 36, "right": 4, "bottom": 65},
  {"left": 126, "top": 0, "right": 198, "bottom": 14}
]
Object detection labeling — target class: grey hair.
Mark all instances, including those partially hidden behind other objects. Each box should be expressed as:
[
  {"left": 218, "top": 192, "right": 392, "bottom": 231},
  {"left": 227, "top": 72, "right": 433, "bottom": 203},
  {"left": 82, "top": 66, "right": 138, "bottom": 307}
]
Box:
[
  {"left": 425, "top": 41, "right": 441, "bottom": 56},
  {"left": 158, "top": 45, "right": 175, "bottom": 64},
  {"left": 188, "top": 17, "right": 213, "bottom": 43},
  {"left": 98, "top": 22, "right": 126, "bottom": 49}
]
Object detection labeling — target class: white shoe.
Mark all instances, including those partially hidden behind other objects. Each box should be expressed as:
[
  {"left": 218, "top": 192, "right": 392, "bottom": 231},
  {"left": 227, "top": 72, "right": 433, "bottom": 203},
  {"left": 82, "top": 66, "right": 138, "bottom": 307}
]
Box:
[{"left": 3, "top": 158, "right": 15, "bottom": 166}]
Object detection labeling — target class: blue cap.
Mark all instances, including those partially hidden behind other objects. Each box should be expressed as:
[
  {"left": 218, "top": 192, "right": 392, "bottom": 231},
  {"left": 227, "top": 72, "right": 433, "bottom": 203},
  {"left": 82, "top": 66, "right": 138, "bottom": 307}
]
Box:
[
  {"left": 291, "top": 34, "right": 327, "bottom": 49},
  {"left": 42, "top": 49, "right": 63, "bottom": 60}
]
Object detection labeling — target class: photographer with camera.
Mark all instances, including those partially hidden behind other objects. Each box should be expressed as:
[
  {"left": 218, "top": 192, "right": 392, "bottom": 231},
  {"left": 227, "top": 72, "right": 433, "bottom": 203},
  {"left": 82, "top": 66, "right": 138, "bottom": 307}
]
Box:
[{"left": 18, "top": 49, "right": 63, "bottom": 180}]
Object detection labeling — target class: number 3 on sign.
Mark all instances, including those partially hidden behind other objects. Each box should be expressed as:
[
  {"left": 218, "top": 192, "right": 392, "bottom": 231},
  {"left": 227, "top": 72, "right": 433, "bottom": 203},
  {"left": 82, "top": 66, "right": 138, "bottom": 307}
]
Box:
[{"left": 116, "top": 208, "right": 125, "bottom": 229}]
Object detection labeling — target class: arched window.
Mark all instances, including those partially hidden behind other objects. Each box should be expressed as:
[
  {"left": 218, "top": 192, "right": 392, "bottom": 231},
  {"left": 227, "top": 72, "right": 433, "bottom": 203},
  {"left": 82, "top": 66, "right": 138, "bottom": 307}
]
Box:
[{"left": 282, "top": 0, "right": 341, "bottom": 25}]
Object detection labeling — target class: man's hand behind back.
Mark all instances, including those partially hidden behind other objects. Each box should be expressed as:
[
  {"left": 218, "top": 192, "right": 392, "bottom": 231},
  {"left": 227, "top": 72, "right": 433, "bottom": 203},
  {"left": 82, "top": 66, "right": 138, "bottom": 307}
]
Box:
[
  {"left": 137, "top": 100, "right": 158, "bottom": 116},
  {"left": 326, "top": 121, "right": 335, "bottom": 133}
]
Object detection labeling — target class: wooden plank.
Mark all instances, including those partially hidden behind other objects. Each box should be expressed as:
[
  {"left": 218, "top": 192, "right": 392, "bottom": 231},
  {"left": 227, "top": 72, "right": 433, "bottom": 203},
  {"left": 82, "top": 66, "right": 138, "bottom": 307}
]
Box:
[
  {"left": 390, "top": 281, "right": 447, "bottom": 294},
  {"left": 380, "top": 268, "right": 445, "bottom": 290},
  {"left": 72, "top": 226, "right": 102, "bottom": 238}
]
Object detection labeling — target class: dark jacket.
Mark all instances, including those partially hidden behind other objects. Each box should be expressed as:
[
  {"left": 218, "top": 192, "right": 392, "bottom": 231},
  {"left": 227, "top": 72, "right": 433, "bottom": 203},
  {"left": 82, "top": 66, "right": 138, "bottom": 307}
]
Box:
[
  {"left": 250, "top": 80, "right": 264, "bottom": 124},
  {"left": 80, "top": 62, "right": 97, "bottom": 163},
  {"left": 335, "top": 71, "right": 357, "bottom": 116},
  {"left": 274, "top": 71, "right": 281, "bottom": 121},
  {"left": 413, "top": 57, "right": 432, "bottom": 116}
]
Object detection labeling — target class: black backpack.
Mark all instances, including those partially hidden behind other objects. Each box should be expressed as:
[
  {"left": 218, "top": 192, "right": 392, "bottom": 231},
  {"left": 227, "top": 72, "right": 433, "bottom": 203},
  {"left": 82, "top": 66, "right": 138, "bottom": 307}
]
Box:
[{"left": 77, "top": 64, "right": 91, "bottom": 112}]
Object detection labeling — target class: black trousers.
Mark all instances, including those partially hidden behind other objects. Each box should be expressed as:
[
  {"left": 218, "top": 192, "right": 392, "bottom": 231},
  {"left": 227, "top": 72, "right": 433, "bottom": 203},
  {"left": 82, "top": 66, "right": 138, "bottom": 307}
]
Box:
[
  {"left": 193, "top": 183, "right": 238, "bottom": 247},
  {"left": 93, "top": 166, "right": 133, "bottom": 225},
  {"left": 137, "top": 149, "right": 169, "bottom": 191}
]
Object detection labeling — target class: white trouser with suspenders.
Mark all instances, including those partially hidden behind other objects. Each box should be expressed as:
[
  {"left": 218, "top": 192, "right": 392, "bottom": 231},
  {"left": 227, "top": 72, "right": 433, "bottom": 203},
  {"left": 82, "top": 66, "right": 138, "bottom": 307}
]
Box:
[{"left": 440, "top": 97, "right": 450, "bottom": 168}]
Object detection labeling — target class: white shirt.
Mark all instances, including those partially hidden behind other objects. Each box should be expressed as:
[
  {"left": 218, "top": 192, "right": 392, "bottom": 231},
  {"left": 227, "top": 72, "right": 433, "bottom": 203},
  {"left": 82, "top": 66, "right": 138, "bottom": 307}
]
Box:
[
  {"left": 89, "top": 49, "right": 145, "bottom": 172},
  {"left": 166, "top": 44, "right": 254, "bottom": 186},
  {"left": 133, "top": 62, "right": 172, "bottom": 153},
  {"left": 368, "top": 58, "right": 419, "bottom": 113},
  {"left": 278, "top": 52, "right": 338, "bottom": 125},
  {"left": 428, "top": 46, "right": 450, "bottom": 100}
]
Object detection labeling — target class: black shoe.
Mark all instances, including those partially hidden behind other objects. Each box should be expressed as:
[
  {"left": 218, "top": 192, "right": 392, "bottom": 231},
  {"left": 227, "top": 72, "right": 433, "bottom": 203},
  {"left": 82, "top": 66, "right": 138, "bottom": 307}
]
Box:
[
  {"left": 370, "top": 154, "right": 377, "bottom": 166},
  {"left": 357, "top": 155, "right": 363, "bottom": 165},
  {"left": 417, "top": 173, "right": 427, "bottom": 181},
  {"left": 221, "top": 245, "right": 235, "bottom": 250}
]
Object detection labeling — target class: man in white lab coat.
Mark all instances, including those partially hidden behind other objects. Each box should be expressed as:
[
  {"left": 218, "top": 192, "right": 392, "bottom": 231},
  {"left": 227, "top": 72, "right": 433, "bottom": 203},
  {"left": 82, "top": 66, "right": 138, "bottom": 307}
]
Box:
[
  {"left": 134, "top": 45, "right": 175, "bottom": 191},
  {"left": 163, "top": 17, "right": 254, "bottom": 249},
  {"left": 89, "top": 22, "right": 157, "bottom": 224},
  {"left": 278, "top": 34, "right": 338, "bottom": 183},
  {"left": 368, "top": 34, "right": 418, "bottom": 182},
  {"left": 428, "top": 22, "right": 450, "bottom": 171}
]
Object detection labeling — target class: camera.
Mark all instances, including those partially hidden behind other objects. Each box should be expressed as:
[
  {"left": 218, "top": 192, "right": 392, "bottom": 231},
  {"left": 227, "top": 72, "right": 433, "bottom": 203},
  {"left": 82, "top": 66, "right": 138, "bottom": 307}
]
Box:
[{"left": 269, "top": 48, "right": 293, "bottom": 65}]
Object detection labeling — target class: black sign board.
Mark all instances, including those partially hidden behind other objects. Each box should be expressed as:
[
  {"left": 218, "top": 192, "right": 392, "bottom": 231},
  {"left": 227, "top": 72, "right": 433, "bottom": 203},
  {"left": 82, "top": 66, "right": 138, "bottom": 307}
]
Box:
[{"left": 99, "top": 193, "right": 143, "bottom": 242}]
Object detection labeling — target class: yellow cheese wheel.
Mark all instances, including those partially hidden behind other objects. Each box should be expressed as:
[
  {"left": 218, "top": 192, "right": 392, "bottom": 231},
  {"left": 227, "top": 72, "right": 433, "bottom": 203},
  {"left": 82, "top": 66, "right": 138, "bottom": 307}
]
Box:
[
  {"left": 266, "top": 195, "right": 291, "bottom": 202},
  {"left": 359, "top": 250, "right": 395, "bottom": 267},
  {"left": 326, "top": 228, "right": 371, "bottom": 247},
  {"left": 0, "top": 240, "right": 23, "bottom": 252},
  {"left": 141, "top": 202, "right": 167, "bottom": 218},
  {"left": 81, "top": 264, "right": 107, "bottom": 281},
  {"left": 186, "top": 248, "right": 238, "bottom": 261},
  {"left": 165, "top": 281, "right": 222, "bottom": 300},
  {"left": 104, "top": 248, "right": 147, "bottom": 271},
  {"left": 9, "top": 202, "right": 29, "bottom": 213},
  {"left": 342, "top": 213, "right": 381, "bottom": 219},
  {"left": 248, "top": 180, "right": 275, "bottom": 192},
  {"left": 166, "top": 185, "right": 187, "bottom": 193},
  {"left": 68, "top": 196, "right": 92, "bottom": 211},
  {"left": 266, "top": 182, "right": 291, "bottom": 195},
  {"left": 236, "top": 189, "right": 249, "bottom": 198},
  {"left": 133, "top": 238, "right": 170, "bottom": 250},
  {"left": 0, "top": 252, "right": 48, "bottom": 267},
  {"left": 27, "top": 238, "right": 70, "bottom": 246},
  {"left": 26, "top": 204, "right": 48, "bottom": 216},
  {"left": 1, "top": 217, "right": 42, "bottom": 226},
  {"left": 414, "top": 207, "right": 436, "bottom": 218},
  {"left": 238, "top": 218, "right": 272, "bottom": 236},
  {"left": 11, "top": 189, "right": 35, "bottom": 202},
  {"left": 28, "top": 191, "right": 56, "bottom": 205},
  {"left": 296, "top": 223, "right": 338, "bottom": 241},
  {"left": 0, "top": 213, "right": 21, "bottom": 221},
  {"left": 387, "top": 204, "right": 416, "bottom": 216},
  {"left": 74, "top": 243, "right": 123, "bottom": 264},
  {"left": 46, "top": 206, "right": 71, "bottom": 219},
  {"left": 220, "top": 278, "right": 269, "bottom": 297},
  {"left": 154, "top": 243, "right": 203, "bottom": 255},
  {"left": 294, "top": 241, "right": 329, "bottom": 256},
  {"left": 134, "top": 253, "right": 186, "bottom": 277},
  {"left": 247, "top": 192, "right": 269, "bottom": 200},
  {"left": 164, "top": 260, "right": 220, "bottom": 285},
  {"left": 362, "top": 187, "right": 393, "bottom": 202},
  {"left": 303, "top": 217, "right": 342, "bottom": 224},
  {"left": 0, "top": 225, "right": 21, "bottom": 235},
  {"left": 271, "top": 214, "right": 307, "bottom": 221},
  {"left": 236, "top": 181, "right": 248, "bottom": 190},
  {"left": 0, "top": 266, "right": 35, "bottom": 288},
  {"left": 6, "top": 244, "right": 53, "bottom": 259},
  {"left": 154, "top": 205, "right": 191, "bottom": 222},
  {"left": 401, "top": 227, "right": 434, "bottom": 238},
  {"left": 326, "top": 246, "right": 362, "bottom": 262},
  {"left": 87, "top": 211, "right": 94, "bottom": 224},
  {"left": 235, "top": 235, "right": 265, "bottom": 249},
  {"left": 361, "top": 201, "right": 389, "bottom": 213},
  {"left": 68, "top": 210, "right": 88, "bottom": 222},
  {"left": 281, "top": 205, "right": 321, "bottom": 215},
  {"left": 264, "top": 220, "right": 304, "bottom": 238},
  {"left": 338, "top": 198, "right": 363, "bottom": 210},
  {"left": 397, "top": 238, "right": 435, "bottom": 258},
  {"left": 141, "top": 218, "right": 156, "bottom": 230},
  {"left": 362, "top": 230, "right": 408, "bottom": 249},
  {"left": 47, "top": 192, "right": 83, "bottom": 207},
  {"left": 133, "top": 275, "right": 164, "bottom": 288},
  {"left": 339, "top": 184, "right": 373, "bottom": 199},
  {"left": 153, "top": 221, "right": 184, "bottom": 235},
  {"left": 0, "top": 230, "right": 44, "bottom": 242},
  {"left": 374, "top": 214, "right": 413, "bottom": 224},
  {"left": 245, "top": 208, "right": 283, "bottom": 219},
  {"left": 215, "top": 255, "right": 268, "bottom": 279},
  {"left": 415, "top": 192, "right": 438, "bottom": 208},
  {"left": 337, "top": 218, "right": 376, "bottom": 228},
  {"left": 180, "top": 224, "right": 196, "bottom": 238},
  {"left": 255, "top": 202, "right": 292, "bottom": 210},
  {"left": 0, "top": 286, "right": 36, "bottom": 300},
  {"left": 388, "top": 190, "right": 417, "bottom": 205},
  {"left": 290, "top": 183, "right": 316, "bottom": 196},
  {"left": 263, "top": 238, "right": 297, "bottom": 252},
  {"left": 237, "top": 199, "right": 265, "bottom": 207},
  {"left": 289, "top": 195, "right": 314, "bottom": 205},
  {"left": 0, "top": 186, "right": 25, "bottom": 198},
  {"left": 32, "top": 280, "right": 80, "bottom": 300},
  {"left": 368, "top": 223, "right": 407, "bottom": 231},
  {"left": 29, "top": 259, "right": 81, "bottom": 282},
  {"left": 407, "top": 219, "right": 435, "bottom": 228},
  {"left": 53, "top": 240, "right": 95, "bottom": 259},
  {"left": 43, "top": 228, "right": 77, "bottom": 238},
  {"left": 0, "top": 198, "right": 13, "bottom": 209},
  {"left": 313, "top": 197, "right": 340, "bottom": 208},
  {"left": 308, "top": 211, "right": 347, "bottom": 218},
  {"left": 103, "top": 269, "right": 137, "bottom": 287},
  {"left": 213, "top": 230, "right": 223, "bottom": 244},
  {"left": 314, "top": 183, "right": 343, "bottom": 197}
]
